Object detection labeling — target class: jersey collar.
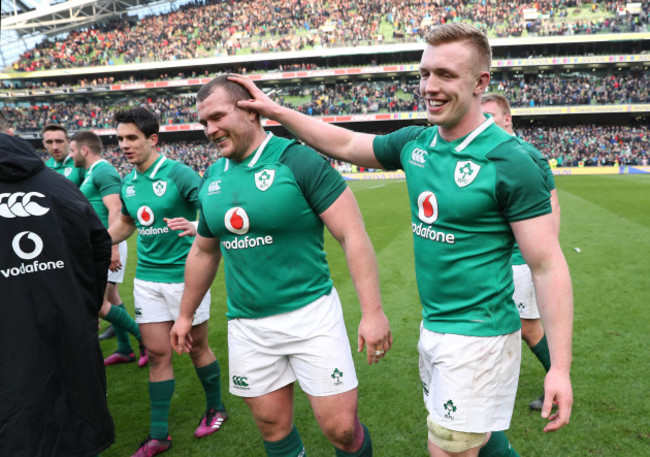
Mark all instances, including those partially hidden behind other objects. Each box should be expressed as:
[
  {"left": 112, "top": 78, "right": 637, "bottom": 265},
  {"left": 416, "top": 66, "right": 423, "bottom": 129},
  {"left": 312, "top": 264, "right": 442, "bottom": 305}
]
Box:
[
  {"left": 133, "top": 155, "right": 167, "bottom": 181},
  {"left": 87, "top": 158, "right": 107, "bottom": 175},
  {"left": 429, "top": 116, "right": 495, "bottom": 153},
  {"left": 223, "top": 132, "right": 273, "bottom": 171}
]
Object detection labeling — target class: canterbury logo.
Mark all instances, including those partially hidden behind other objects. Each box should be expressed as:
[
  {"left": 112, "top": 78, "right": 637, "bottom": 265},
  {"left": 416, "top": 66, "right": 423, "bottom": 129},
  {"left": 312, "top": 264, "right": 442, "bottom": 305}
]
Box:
[
  {"left": 0, "top": 192, "right": 50, "bottom": 218},
  {"left": 411, "top": 148, "right": 427, "bottom": 164},
  {"left": 232, "top": 376, "right": 249, "bottom": 387}
]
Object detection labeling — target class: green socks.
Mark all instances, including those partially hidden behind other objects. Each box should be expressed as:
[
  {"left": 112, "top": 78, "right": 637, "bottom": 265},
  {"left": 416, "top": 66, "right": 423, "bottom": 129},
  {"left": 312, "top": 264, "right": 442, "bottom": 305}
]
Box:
[
  {"left": 263, "top": 424, "right": 306, "bottom": 457},
  {"left": 478, "top": 431, "right": 520, "bottom": 457},
  {"left": 531, "top": 334, "right": 551, "bottom": 372},
  {"left": 149, "top": 379, "right": 175, "bottom": 439},
  {"left": 335, "top": 423, "right": 372, "bottom": 457},
  {"left": 195, "top": 360, "right": 224, "bottom": 411},
  {"left": 105, "top": 303, "right": 141, "bottom": 354}
]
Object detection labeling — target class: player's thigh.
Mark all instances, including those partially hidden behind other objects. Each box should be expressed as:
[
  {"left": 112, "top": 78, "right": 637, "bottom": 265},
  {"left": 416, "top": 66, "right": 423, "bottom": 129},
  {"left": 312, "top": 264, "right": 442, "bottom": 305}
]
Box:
[
  {"left": 418, "top": 326, "right": 521, "bottom": 433},
  {"left": 243, "top": 384, "right": 295, "bottom": 440},
  {"left": 139, "top": 321, "right": 174, "bottom": 358},
  {"left": 306, "top": 388, "right": 359, "bottom": 434}
]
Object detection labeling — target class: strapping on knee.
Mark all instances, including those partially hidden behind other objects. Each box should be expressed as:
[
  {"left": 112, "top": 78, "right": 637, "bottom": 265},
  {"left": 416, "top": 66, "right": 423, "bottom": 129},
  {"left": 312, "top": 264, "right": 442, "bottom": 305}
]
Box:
[{"left": 427, "top": 415, "right": 486, "bottom": 453}]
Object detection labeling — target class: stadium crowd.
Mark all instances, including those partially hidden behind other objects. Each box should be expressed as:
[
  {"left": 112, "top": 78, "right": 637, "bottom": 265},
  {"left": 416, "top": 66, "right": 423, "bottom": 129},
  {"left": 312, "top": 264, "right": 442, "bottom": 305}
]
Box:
[
  {"left": 9, "top": 0, "right": 648, "bottom": 72},
  {"left": 32, "top": 124, "right": 647, "bottom": 176},
  {"left": 6, "top": 71, "right": 649, "bottom": 131}
]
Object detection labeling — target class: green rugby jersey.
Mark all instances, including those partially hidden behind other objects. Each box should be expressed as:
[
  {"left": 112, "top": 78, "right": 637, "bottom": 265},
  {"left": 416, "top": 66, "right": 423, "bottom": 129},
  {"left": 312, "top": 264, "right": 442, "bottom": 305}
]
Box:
[
  {"left": 45, "top": 156, "right": 85, "bottom": 186},
  {"left": 79, "top": 159, "right": 122, "bottom": 228},
  {"left": 121, "top": 155, "right": 200, "bottom": 283},
  {"left": 511, "top": 137, "right": 556, "bottom": 266},
  {"left": 197, "top": 134, "right": 346, "bottom": 320},
  {"left": 374, "top": 117, "right": 551, "bottom": 337}
]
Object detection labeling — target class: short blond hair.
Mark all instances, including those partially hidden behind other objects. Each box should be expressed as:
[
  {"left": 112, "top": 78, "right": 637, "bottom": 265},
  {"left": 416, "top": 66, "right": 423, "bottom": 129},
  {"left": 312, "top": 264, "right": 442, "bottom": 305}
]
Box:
[
  {"left": 481, "top": 93, "right": 511, "bottom": 116},
  {"left": 425, "top": 23, "right": 492, "bottom": 72}
]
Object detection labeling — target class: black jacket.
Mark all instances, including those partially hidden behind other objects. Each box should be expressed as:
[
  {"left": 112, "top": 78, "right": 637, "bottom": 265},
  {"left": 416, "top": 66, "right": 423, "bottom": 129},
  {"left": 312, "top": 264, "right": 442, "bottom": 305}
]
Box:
[{"left": 0, "top": 133, "right": 115, "bottom": 456}]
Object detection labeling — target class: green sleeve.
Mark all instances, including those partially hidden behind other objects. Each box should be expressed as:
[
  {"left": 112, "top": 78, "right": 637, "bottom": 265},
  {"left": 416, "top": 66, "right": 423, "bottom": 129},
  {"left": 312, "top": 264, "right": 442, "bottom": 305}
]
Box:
[
  {"left": 373, "top": 125, "right": 426, "bottom": 170},
  {"left": 197, "top": 164, "right": 215, "bottom": 238},
  {"left": 280, "top": 144, "right": 347, "bottom": 215},
  {"left": 93, "top": 164, "right": 122, "bottom": 197},
  {"left": 489, "top": 142, "right": 552, "bottom": 222},
  {"left": 519, "top": 138, "right": 556, "bottom": 191},
  {"left": 169, "top": 162, "right": 201, "bottom": 210}
]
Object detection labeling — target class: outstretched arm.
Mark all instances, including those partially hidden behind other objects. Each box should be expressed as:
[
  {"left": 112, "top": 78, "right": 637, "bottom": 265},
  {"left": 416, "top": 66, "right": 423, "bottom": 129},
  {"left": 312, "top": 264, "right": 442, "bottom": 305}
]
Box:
[
  {"left": 512, "top": 213, "right": 573, "bottom": 432},
  {"left": 230, "top": 74, "right": 382, "bottom": 169},
  {"left": 170, "top": 234, "right": 222, "bottom": 354},
  {"left": 319, "top": 187, "right": 392, "bottom": 365}
]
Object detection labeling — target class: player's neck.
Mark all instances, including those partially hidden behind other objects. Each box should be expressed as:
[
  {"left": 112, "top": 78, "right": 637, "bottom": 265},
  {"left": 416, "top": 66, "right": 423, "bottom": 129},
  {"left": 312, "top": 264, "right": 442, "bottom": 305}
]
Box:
[
  {"left": 438, "top": 109, "right": 487, "bottom": 143},
  {"left": 136, "top": 152, "right": 161, "bottom": 174},
  {"left": 239, "top": 128, "right": 270, "bottom": 162},
  {"left": 85, "top": 155, "right": 101, "bottom": 169}
]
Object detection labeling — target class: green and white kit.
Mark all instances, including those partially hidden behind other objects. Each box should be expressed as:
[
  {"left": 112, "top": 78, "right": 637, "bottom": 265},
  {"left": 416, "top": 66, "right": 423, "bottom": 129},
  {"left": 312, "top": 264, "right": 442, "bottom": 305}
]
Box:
[
  {"left": 197, "top": 133, "right": 347, "bottom": 319},
  {"left": 373, "top": 117, "right": 552, "bottom": 337},
  {"left": 45, "top": 156, "right": 85, "bottom": 186},
  {"left": 120, "top": 155, "right": 200, "bottom": 283}
]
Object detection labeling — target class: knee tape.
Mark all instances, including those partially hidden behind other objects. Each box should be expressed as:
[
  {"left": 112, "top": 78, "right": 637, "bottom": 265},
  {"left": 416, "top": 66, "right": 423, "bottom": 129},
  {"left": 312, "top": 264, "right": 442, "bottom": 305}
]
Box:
[{"left": 426, "top": 415, "right": 486, "bottom": 453}]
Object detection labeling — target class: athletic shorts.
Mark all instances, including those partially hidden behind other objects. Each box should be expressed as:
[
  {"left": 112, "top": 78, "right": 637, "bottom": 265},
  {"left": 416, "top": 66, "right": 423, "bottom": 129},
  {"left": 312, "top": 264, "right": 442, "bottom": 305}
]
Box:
[
  {"left": 228, "top": 288, "right": 358, "bottom": 398},
  {"left": 418, "top": 323, "right": 521, "bottom": 433},
  {"left": 133, "top": 278, "right": 210, "bottom": 325},
  {"left": 107, "top": 241, "right": 127, "bottom": 284},
  {"left": 512, "top": 264, "right": 540, "bottom": 320}
]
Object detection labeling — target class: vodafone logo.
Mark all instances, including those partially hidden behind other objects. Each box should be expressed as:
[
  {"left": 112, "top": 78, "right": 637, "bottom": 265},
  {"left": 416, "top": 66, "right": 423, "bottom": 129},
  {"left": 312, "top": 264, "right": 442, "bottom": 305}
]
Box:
[
  {"left": 137, "top": 206, "right": 155, "bottom": 226},
  {"left": 224, "top": 207, "right": 249, "bottom": 235},
  {"left": 417, "top": 191, "right": 438, "bottom": 225},
  {"left": 12, "top": 231, "right": 44, "bottom": 260},
  {"left": 0, "top": 192, "right": 50, "bottom": 218}
]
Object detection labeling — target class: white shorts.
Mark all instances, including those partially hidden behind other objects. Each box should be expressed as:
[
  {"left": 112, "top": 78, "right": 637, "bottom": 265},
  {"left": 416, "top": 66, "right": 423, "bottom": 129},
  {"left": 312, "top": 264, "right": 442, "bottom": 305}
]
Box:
[
  {"left": 107, "top": 241, "right": 128, "bottom": 284},
  {"left": 228, "top": 288, "right": 358, "bottom": 398},
  {"left": 133, "top": 278, "right": 210, "bottom": 325},
  {"left": 512, "top": 264, "right": 540, "bottom": 320},
  {"left": 418, "top": 324, "right": 521, "bottom": 433}
]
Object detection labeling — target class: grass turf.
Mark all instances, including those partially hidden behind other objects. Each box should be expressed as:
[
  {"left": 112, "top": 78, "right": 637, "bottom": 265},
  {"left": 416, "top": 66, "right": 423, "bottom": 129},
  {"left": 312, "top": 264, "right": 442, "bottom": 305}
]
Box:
[{"left": 100, "top": 174, "right": 649, "bottom": 456}]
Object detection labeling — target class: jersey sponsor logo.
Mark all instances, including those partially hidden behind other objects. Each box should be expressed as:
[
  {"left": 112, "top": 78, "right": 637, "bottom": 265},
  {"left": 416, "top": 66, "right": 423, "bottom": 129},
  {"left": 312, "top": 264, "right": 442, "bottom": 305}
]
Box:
[
  {"left": 0, "top": 192, "right": 50, "bottom": 218},
  {"left": 64, "top": 167, "right": 72, "bottom": 177},
  {"left": 454, "top": 160, "right": 481, "bottom": 188},
  {"left": 137, "top": 206, "right": 155, "bottom": 227},
  {"left": 207, "top": 180, "right": 221, "bottom": 195},
  {"left": 12, "top": 231, "right": 43, "bottom": 259},
  {"left": 138, "top": 226, "right": 170, "bottom": 236},
  {"left": 224, "top": 207, "right": 249, "bottom": 235},
  {"left": 412, "top": 222, "right": 455, "bottom": 244},
  {"left": 126, "top": 186, "right": 136, "bottom": 197},
  {"left": 153, "top": 180, "right": 167, "bottom": 197},
  {"left": 414, "top": 191, "right": 454, "bottom": 243},
  {"left": 221, "top": 234, "right": 274, "bottom": 250},
  {"left": 417, "top": 191, "right": 438, "bottom": 225},
  {"left": 409, "top": 148, "right": 428, "bottom": 167},
  {"left": 1, "top": 231, "right": 65, "bottom": 278},
  {"left": 255, "top": 169, "right": 275, "bottom": 191}
]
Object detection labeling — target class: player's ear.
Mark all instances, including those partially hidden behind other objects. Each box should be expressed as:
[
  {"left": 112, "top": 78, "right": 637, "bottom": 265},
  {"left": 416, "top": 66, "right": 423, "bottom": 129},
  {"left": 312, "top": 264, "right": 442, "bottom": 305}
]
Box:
[{"left": 475, "top": 71, "right": 490, "bottom": 95}]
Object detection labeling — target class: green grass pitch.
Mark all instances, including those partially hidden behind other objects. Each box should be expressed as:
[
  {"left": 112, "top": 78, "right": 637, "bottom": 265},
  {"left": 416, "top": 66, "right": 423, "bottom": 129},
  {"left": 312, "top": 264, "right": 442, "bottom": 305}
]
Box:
[{"left": 100, "top": 174, "right": 650, "bottom": 456}]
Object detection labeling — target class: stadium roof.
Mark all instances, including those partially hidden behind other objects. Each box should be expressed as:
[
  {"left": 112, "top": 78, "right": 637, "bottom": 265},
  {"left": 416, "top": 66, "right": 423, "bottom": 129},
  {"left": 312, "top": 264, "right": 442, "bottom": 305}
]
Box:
[{"left": 0, "top": 0, "right": 190, "bottom": 68}]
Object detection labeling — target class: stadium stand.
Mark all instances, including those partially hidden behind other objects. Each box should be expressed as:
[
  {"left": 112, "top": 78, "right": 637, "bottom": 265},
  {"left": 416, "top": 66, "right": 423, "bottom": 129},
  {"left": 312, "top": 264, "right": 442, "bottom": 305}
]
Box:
[{"left": 1, "top": 0, "right": 648, "bottom": 173}]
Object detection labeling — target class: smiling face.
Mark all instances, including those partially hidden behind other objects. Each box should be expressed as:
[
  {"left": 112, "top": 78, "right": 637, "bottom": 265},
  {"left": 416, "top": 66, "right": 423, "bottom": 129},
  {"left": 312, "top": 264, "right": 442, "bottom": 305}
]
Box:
[
  {"left": 42, "top": 129, "right": 69, "bottom": 162},
  {"left": 419, "top": 41, "right": 490, "bottom": 141},
  {"left": 116, "top": 122, "right": 159, "bottom": 172},
  {"left": 197, "top": 86, "right": 265, "bottom": 163}
]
